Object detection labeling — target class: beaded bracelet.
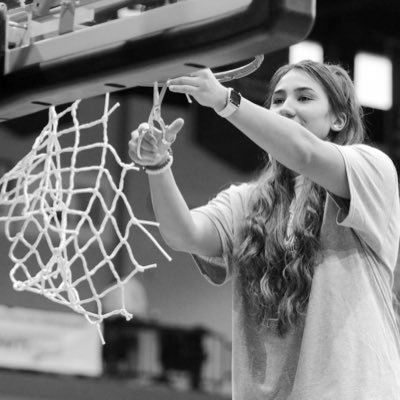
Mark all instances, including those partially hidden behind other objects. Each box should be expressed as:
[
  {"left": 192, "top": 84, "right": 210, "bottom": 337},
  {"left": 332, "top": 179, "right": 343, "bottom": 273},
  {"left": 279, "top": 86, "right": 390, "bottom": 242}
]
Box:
[{"left": 143, "top": 149, "right": 173, "bottom": 175}]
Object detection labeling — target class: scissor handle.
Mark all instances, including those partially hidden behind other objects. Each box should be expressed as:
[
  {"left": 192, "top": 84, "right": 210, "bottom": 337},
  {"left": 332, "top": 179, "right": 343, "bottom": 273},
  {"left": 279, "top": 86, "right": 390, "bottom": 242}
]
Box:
[
  {"left": 136, "top": 82, "right": 175, "bottom": 159},
  {"left": 136, "top": 121, "right": 174, "bottom": 161},
  {"left": 136, "top": 123, "right": 152, "bottom": 160}
]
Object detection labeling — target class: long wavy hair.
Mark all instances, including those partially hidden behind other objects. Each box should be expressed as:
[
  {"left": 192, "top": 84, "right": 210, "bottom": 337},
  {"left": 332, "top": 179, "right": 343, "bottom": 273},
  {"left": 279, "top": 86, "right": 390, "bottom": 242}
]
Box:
[{"left": 234, "top": 60, "right": 366, "bottom": 335}]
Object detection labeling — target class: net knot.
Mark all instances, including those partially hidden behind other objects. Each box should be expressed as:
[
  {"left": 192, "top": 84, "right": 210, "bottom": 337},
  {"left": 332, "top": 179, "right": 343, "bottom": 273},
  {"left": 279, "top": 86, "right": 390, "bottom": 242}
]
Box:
[{"left": 13, "top": 281, "right": 25, "bottom": 291}]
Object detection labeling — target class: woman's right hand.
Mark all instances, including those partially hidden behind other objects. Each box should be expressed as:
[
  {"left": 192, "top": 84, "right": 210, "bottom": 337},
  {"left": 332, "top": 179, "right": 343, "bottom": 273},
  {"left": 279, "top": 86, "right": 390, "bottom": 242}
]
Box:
[{"left": 128, "top": 118, "right": 184, "bottom": 167}]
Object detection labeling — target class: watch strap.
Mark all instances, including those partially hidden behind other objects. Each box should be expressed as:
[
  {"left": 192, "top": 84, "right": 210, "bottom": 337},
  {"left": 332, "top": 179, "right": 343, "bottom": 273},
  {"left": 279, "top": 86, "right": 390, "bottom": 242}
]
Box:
[{"left": 217, "top": 88, "right": 241, "bottom": 118}]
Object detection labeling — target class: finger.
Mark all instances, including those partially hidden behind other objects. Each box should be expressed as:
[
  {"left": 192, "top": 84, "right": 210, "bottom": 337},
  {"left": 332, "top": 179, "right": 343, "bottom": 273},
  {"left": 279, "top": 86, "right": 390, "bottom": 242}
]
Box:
[
  {"left": 136, "top": 139, "right": 157, "bottom": 154},
  {"left": 190, "top": 68, "right": 213, "bottom": 78},
  {"left": 168, "top": 85, "right": 199, "bottom": 97},
  {"left": 138, "top": 122, "right": 151, "bottom": 132},
  {"left": 139, "top": 128, "right": 158, "bottom": 145},
  {"left": 139, "top": 123, "right": 160, "bottom": 140},
  {"left": 130, "top": 126, "right": 143, "bottom": 139},
  {"left": 131, "top": 124, "right": 149, "bottom": 143},
  {"left": 136, "top": 131, "right": 148, "bottom": 159},
  {"left": 128, "top": 147, "right": 158, "bottom": 164},
  {"left": 168, "top": 76, "right": 201, "bottom": 87},
  {"left": 128, "top": 146, "right": 144, "bottom": 163},
  {"left": 164, "top": 118, "right": 184, "bottom": 143},
  {"left": 128, "top": 148, "right": 141, "bottom": 163},
  {"left": 199, "top": 68, "right": 215, "bottom": 77},
  {"left": 131, "top": 127, "right": 155, "bottom": 141},
  {"left": 136, "top": 125, "right": 160, "bottom": 157}
]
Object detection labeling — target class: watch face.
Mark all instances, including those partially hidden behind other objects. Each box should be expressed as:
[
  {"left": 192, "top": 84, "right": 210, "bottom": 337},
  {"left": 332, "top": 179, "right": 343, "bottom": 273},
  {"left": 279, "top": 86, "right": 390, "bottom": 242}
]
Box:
[{"left": 230, "top": 89, "right": 241, "bottom": 107}]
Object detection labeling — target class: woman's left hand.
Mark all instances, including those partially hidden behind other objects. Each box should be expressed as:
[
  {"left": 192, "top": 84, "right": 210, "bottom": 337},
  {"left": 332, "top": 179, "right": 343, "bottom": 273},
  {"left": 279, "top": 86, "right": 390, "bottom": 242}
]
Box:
[{"left": 168, "top": 69, "right": 228, "bottom": 112}]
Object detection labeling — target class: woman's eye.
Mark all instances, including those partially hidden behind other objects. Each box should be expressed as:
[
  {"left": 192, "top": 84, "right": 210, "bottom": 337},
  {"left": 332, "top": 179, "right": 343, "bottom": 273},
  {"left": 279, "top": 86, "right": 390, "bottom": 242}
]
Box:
[
  {"left": 272, "top": 98, "right": 284, "bottom": 105},
  {"left": 298, "top": 96, "right": 312, "bottom": 102}
]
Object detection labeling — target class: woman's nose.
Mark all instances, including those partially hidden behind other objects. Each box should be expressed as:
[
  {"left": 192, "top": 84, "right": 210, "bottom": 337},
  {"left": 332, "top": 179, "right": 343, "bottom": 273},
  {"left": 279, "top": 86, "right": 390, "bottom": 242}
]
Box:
[{"left": 278, "top": 99, "right": 296, "bottom": 118}]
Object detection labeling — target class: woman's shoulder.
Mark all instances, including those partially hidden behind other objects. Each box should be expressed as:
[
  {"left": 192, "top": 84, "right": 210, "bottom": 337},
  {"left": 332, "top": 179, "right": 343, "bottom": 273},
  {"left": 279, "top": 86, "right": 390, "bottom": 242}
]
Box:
[
  {"left": 222, "top": 181, "right": 256, "bottom": 200},
  {"left": 218, "top": 181, "right": 253, "bottom": 194},
  {"left": 212, "top": 182, "right": 255, "bottom": 213},
  {"left": 344, "top": 143, "right": 393, "bottom": 162},
  {"left": 336, "top": 143, "right": 397, "bottom": 175}
]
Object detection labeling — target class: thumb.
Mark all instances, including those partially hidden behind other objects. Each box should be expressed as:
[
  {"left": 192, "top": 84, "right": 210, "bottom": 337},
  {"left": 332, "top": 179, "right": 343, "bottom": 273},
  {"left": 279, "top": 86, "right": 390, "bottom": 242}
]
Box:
[{"left": 164, "top": 118, "right": 184, "bottom": 143}]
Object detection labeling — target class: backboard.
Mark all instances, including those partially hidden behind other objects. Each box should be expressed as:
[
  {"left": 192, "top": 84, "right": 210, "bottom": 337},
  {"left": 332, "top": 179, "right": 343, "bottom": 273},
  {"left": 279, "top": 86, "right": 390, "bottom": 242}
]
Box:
[{"left": 0, "top": 0, "right": 316, "bottom": 120}]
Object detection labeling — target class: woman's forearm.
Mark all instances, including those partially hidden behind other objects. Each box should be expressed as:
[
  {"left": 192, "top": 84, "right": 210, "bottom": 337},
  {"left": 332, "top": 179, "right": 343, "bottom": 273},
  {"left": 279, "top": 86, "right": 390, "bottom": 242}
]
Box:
[
  {"left": 228, "top": 98, "right": 318, "bottom": 173},
  {"left": 148, "top": 169, "right": 197, "bottom": 252},
  {"left": 128, "top": 117, "right": 222, "bottom": 255}
]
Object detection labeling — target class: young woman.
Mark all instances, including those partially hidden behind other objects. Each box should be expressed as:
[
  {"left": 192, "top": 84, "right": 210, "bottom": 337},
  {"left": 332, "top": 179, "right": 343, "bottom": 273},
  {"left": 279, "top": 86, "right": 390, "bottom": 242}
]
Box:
[{"left": 128, "top": 60, "right": 400, "bottom": 399}]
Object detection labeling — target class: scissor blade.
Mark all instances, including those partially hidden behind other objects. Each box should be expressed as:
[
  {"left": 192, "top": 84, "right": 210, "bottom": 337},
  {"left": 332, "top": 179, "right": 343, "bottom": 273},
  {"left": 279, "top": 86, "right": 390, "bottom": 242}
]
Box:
[{"left": 153, "top": 81, "right": 159, "bottom": 105}]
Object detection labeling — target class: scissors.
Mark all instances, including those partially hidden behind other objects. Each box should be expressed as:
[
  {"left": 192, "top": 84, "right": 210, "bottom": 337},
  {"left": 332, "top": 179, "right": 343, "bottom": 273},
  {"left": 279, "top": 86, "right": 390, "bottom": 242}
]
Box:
[{"left": 137, "top": 82, "right": 172, "bottom": 160}]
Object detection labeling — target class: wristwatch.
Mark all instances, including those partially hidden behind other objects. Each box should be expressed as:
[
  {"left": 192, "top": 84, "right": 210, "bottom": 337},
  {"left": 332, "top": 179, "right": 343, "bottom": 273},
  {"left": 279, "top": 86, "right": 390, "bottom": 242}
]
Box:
[{"left": 217, "top": 88, "right": 241, "bottom": 118}]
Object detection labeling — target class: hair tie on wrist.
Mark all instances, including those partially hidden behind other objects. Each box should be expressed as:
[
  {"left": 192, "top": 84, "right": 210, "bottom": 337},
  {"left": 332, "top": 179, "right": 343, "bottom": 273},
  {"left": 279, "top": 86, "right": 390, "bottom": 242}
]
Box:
[{"left": 143, "top": 148, "right": 173, "bottom": 175}]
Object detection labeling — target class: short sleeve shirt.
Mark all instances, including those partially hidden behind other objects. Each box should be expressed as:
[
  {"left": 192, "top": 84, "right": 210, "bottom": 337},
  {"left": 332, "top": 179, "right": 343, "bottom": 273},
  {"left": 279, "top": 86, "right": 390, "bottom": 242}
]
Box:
[{"left": 192, "top": 144, "right": 400, "bottom": 400}]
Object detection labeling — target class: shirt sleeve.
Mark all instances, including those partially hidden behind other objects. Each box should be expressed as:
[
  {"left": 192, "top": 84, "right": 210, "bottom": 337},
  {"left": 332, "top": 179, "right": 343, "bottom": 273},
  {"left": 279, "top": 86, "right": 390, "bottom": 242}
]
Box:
[
  {"left": 330, "top": 143, "right": 400, "bottom": 262},
  {"left": 190, "top": 183, "right": 249, "bottom": 286}
]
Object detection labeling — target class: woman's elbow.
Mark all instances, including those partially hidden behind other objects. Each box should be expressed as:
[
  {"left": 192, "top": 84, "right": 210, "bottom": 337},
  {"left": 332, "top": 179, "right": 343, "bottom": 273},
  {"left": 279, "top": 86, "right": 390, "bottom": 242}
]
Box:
[{"left": 158, "top": 228, "right": 197, "bottom": 253}]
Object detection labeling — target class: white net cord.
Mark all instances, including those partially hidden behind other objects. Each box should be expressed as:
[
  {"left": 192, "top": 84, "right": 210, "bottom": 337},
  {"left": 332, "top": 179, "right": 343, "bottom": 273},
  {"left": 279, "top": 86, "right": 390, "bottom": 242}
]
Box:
[{"left": 0, "top": 94, "right": 171, "bottom": 343}]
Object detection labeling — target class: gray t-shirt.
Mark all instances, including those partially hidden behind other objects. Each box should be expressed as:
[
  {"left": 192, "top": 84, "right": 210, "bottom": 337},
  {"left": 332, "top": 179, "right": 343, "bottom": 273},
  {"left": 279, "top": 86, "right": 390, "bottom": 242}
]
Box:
[{"left": 192, "top": 144, "right": 400, "bottom": 400}]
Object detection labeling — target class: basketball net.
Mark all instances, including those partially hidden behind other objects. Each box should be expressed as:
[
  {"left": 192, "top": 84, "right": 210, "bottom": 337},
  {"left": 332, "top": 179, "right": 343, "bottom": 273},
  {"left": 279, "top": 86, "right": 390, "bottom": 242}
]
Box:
[{"left": 0, "top": 94, "right": 171, "bottom": 343}]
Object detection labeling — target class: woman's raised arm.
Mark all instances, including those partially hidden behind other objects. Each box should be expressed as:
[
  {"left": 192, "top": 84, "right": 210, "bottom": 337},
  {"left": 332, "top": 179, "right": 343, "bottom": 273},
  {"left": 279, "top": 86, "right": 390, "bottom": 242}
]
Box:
[{"left": 128, "top": 118, "right": 222, "bottom": 257}]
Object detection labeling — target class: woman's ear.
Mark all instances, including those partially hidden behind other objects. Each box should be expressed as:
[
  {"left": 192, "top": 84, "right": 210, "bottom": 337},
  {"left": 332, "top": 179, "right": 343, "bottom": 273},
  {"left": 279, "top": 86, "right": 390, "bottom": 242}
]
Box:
[{"left": 331, "top": 112, "right": 347, "bottom": 132}]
